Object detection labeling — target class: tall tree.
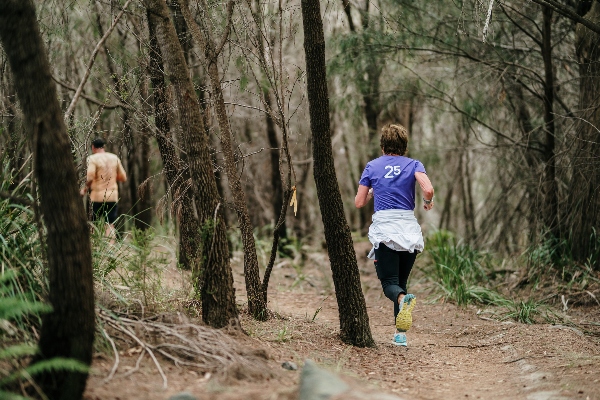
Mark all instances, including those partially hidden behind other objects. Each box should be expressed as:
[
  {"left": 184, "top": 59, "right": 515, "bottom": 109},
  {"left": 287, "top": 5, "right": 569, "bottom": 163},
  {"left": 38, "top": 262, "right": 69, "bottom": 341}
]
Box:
[
  {"left": 250, "top": 0, "right": 289, "bottom": 247},
  {"left": 569, "top": 1, "right": 600, "bottom": 265},
  {"left": 540, "top": 5, "right": 559, "bottom": 239},
  {"left": 0, "top": 0, "right": 95, "bottom": 398},
  {"left": 179, "top": 0, "right": 268, "bottom": 319},
  {"left": 300, "top": 0, "right": 375, "bottom": 347},
  {"left": 145, "top": 0, "right": 238, "bottom": 327},
  {"left": 147, "top": 7, "right": 203, "bottom": 272}
]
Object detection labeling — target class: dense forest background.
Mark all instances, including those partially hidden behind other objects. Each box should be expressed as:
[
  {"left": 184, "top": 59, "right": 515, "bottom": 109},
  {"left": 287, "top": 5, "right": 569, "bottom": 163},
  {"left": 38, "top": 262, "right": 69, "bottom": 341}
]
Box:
[
  {"left": 2, "top": 0, "right": 600, "bottom": 398},
  {"left": 4, "top": 0, "right": 600, "bottom": 257}
]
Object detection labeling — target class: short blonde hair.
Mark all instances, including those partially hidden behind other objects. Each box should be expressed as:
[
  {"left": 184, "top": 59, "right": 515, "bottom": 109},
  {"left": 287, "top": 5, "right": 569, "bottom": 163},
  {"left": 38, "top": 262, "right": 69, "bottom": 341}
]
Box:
[{"left": 380, "top": 124, "right": 408, "bottom": 156}]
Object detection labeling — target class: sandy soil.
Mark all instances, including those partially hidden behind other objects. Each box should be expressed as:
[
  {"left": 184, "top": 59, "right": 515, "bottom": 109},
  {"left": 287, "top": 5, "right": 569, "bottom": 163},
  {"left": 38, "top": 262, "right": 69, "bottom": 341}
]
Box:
[{"left": 84, "top": 241, "right": 600, "bottom": 400}]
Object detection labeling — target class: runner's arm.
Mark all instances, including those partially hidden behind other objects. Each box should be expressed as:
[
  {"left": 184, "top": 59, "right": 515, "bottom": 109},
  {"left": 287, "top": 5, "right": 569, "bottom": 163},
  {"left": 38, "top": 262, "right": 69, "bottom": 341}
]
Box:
[
  {"left": 415, "top": 172, "right": 434, "bottom": 210},
  {"left": 116, "top": 159, "right": 127, "bottom": 182},
  {"left": 355, "top": 184, "right": 373, "bottom": 208}
]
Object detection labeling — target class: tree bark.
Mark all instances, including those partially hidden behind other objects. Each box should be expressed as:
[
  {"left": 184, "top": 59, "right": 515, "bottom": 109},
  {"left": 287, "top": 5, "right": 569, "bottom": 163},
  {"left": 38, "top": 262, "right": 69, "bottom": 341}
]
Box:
[
  {"left": 0, "top": 1, "right": 95, "bottom": 398},
  {"left": 541, "top": 6, "right": 559, "bottom": 238},
  {"left": 300, "top": 0, "right": 375, "bottom": 347},
  {"left": 145, "top": 0, "right": 237, "bottom": 327},
  {"left": 179, "top": 0, "right": 268, "bottom": 320},
  {"left": 570, "top": 1, "right": 600, "bottom": 265},
  {"left": 264, "top": 90, "right": 288, "bottom": 245},
  {"left": 148, "top": 8, "right": 205, "bottom": 271},
  {"left": 137, "top": 73, "right": 153, "bottom": 228}
]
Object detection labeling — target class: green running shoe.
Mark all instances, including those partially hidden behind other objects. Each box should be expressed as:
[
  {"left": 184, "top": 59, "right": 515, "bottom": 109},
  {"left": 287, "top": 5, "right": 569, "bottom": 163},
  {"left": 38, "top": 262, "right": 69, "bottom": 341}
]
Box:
[{"left": 395, "top": 294, "right": 416, "bottom": 331}]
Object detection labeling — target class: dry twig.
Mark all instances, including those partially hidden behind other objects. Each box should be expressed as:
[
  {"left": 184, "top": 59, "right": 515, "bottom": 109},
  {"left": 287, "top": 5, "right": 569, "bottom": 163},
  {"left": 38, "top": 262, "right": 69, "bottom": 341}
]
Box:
[{"left": 97, "top": 309, "right": 272, "bottom": 386}]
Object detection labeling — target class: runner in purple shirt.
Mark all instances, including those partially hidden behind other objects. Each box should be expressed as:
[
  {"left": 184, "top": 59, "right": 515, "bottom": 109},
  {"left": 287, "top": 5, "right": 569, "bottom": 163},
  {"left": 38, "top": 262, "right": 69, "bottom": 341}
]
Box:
[{"left": 355, "top": 124, "right": 434, "bottom": 347}]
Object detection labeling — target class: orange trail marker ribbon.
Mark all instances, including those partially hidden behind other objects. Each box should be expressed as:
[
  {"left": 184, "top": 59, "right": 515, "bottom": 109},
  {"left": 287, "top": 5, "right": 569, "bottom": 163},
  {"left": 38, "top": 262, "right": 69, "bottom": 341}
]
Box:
[{"left": 290, "top": 186, "right": 297, "bottom": 216}]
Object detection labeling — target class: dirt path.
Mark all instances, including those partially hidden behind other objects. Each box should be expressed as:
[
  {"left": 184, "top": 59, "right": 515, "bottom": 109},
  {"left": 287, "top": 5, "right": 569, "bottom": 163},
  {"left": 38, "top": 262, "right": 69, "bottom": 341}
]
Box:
[{"left": 85, "top": 241, "right": 600, "bottom": 400}]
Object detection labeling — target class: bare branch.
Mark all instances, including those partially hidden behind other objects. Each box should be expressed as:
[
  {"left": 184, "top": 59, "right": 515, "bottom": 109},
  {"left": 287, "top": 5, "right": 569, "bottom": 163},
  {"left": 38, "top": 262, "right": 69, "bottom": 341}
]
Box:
[
  {"left": 527, "top": 0, "right": 600, "bottom": 35},
  {"left": 63, "top": 0, "right": 133, "bottom": 121},
  {"left": 214, "top": 0, "right": 235, "bottom": 59},
  {"left": 52, "top": 75, "right": 132, "bottom": 111}
]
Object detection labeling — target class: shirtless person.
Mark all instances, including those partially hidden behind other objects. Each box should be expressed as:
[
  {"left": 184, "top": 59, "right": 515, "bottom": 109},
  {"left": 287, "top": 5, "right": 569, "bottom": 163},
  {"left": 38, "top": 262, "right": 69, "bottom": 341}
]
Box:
[{"left": 80, "top": 138, "right": 127, "bottom": 238}]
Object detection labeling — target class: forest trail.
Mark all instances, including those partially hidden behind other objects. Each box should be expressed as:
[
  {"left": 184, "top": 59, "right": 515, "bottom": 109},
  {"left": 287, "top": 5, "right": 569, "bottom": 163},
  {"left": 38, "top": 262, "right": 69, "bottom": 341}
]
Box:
[{"left": 85, "top": 241, "right": 600, "bottom": 400}]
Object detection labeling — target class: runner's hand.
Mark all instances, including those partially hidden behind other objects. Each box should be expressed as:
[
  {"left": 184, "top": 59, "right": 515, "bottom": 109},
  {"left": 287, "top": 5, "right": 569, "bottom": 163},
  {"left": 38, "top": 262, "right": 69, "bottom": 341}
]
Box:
[{"left": 424, "top": 201, "right": 434, "bottom": 211}]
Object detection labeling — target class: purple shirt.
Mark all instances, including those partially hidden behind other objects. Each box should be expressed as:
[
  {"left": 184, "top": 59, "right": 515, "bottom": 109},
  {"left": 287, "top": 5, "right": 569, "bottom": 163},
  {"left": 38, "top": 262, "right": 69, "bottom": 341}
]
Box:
[{"left": 359, "top": 155, "right": 426, "bottom": 211}]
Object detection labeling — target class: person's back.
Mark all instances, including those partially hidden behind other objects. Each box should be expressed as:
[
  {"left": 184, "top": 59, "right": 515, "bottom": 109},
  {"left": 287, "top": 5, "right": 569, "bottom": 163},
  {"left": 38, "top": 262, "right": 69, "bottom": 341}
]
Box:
[
  {"left": 80, "top": 138, "right": 127, "bottom": 238},
  {"left": 362, "top": 155, "right": 424, "bottom": 212},
  {"left": 87, "top": 151, "right": 125, "bottom": 203}
]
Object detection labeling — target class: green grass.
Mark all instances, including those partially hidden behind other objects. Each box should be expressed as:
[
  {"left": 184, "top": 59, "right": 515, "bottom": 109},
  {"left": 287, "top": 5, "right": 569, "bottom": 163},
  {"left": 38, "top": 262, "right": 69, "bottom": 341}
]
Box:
[
  {"left": 424, "top": 230, "right": 574, "bottom": 325},
  {"left": 526, "top": 232, "right": 600, "bottom": 291},
  {"left": 425, "top": 230, "right": 500, "bottom": 306}
]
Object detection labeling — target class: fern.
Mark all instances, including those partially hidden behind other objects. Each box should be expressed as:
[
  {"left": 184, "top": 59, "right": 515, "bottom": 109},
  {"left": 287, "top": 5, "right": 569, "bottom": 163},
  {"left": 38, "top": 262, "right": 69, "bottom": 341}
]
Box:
[
  {"left": 1, "top": 358, "right": 89, "bottom": 387},
  {"left": 0, "top": 344, "right": 37, "bottom": 360},
  {"left": 0, "top": 390, "right": 29, "bottom": 400}
]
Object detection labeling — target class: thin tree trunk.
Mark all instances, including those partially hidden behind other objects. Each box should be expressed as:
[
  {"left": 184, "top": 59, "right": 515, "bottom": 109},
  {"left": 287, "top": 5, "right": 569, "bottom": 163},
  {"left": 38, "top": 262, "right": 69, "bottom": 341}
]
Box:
[
  {"left": 541, "top": 5, "right": 559, "bottom": 238},
  {"left": 463, "top": 149, "right": 476, "bottom": 242},
  {"left": 265, "top": 91, "right": 288, "bottom": 244},
  {"left": 4, "top": 78, "right": 25, "bottom": 189},
  {"left": 300, "top": 0, "right": 375, "bottom": 347},
  {"left": 457, "top": 149, "right": 472, "bottom": 242},
  {"left": 338, "top": 0, "right": 380, "bottom": 235},
  {"left": 137, "top": 73, "right": 153, "bottom": 228},
  {"left": 145, "top": 0, "right": 237, "bottom": 327},
  {"left": 94, "top": 4, "right": 137, "bottom": 221},
  {"left": 504, "top": 79, "right": 543, "bottom": 241},
  {"left": 0, "top": 1, "right": 95, "bottom": 398},
  {"left": 179, "top": 0, "right": 268, "bottom": 320}
]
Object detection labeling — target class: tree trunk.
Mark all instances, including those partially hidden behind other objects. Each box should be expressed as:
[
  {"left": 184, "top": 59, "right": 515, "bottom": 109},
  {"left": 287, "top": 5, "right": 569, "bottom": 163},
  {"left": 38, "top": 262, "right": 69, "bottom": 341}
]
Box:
[
  {"left": 264, "top": 91, "right": 288, "bottom": 244},
  {"left": 0, "top": 1, "right": 95, "bottom": 398},
  {"left": 145, "top": 0, "right": 237, "bottom": 327},
  {"left": 541, "top": 6, "right": 559, "bottom": 238},
  {"left": 148, "top": 8, "right": 205, "bottom": 271},
  {"left": 137, "top": 75, "right": 153, "bottom": 228},
  {"left": 300, "top": 0, "right": 375, "bottom": 347},
  {"left": 570, "top": 2, "right": 600, "bottom": 265},
  {"left": 179, "top": 0, "right": 268, "bottom": 320},
  {"left": 94, "top": 4, "right": 136, "bottom": 220}
]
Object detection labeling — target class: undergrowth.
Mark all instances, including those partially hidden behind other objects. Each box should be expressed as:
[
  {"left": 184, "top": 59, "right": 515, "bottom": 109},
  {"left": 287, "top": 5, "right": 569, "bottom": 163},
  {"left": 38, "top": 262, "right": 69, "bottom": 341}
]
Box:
[
  {"left": 1, "top": 163, "right": 88, "bottom": 399},
  {"left": 526, "top": 232, "right": 600, "bottom": 297},
  {"left": 424, "top": 230, "right": 563, "bottom": 325}
]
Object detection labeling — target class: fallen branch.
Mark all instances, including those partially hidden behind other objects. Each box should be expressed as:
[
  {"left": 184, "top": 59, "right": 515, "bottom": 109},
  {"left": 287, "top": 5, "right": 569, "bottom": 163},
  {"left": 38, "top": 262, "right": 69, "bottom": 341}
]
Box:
[
  {"left": 101, "top": 314, "right": 168, "bottom": 389},
  {"left": 100, "top": 326, "right": 120, "bottom": 384},
  {"left": 96, "top": 309, "right": 273, "bottom": 385}
]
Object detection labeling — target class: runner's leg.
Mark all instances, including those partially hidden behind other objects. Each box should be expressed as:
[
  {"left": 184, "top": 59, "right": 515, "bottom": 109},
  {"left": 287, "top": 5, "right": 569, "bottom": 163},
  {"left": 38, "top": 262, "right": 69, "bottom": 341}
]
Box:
[{"left": 374, "top": 243, "right": 403, "bottom": 319}]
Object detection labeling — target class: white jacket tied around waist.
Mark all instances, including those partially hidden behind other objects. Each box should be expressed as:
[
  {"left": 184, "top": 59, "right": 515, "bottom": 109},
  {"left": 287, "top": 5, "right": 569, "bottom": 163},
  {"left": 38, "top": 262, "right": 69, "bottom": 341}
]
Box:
[{"left": 367, "top": 209, "right": 424, "bottom": 259}]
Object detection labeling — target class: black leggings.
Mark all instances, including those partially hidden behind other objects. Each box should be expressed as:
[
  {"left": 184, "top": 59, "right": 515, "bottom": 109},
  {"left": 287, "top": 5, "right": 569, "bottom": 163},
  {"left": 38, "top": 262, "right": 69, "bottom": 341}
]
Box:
[{"left": 374, "top": 243, "right": 417, "bottom": 319}]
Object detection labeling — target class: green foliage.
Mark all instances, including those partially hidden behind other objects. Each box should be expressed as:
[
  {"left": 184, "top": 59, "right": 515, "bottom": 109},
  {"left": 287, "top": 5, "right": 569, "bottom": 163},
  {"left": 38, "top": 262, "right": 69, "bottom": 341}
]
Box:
[
  {"left": 0, "top": 162, "right": 47, "bottom": 333},
  {"left": 425, "top": 230, "right": 574, "bottom": 325},
  {"left": 501, "top": 299, "right": 543, "bottom": 325},
  {"left": 1, "top": 270, "right": 88, "bottom": 399},
  {"left": 425, "top": 230, "right": 498, "bottom": 306},
  {"left": 91, "top": 221, "right": 169, "bottom": 311},
  {"left": 526, "top": 231, "right": 600, "bottom": 289}
]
